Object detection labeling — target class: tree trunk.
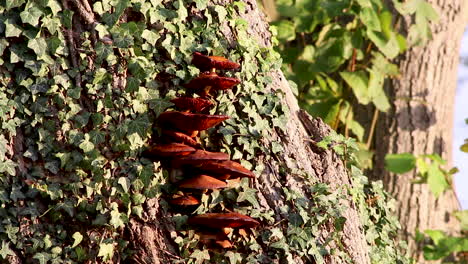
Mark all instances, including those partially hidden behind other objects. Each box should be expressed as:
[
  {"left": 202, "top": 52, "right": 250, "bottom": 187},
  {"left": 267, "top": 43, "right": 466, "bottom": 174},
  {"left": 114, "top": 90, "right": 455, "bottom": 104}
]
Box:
[
  {"left": 128, "top": 0, "right": 371, "bottom": 263},
  {"left": 370, "top": 0, "right": 466, "bottom": 261}
]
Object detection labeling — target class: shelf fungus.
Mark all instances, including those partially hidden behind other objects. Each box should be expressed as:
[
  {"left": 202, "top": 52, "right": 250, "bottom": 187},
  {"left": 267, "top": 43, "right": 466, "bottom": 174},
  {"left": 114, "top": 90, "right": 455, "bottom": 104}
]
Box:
[
  {"left": 170, "top": 97, "right": 213, "bottom": 113},
  {"left": 183, "top": 72, "right": 240, "bottom": 97},
  {"left": 196, "top": 160, "right": 255, "bottom": 179},
  {"left": 142, "top": 52, "right": 259, "bottom": 251},
  {"left": 188, "top": 212, "right": 260, "bottom": 229},
  {"left": 169, "top": 195, "right": 200, "bottom": 206},
  {"left": 158, "top": 111, "right": 229, "bottom": 133},
  {"left": 143, "top": 143, "right": 196, "bottom": 158},
  {"left": 191, "top": 52, "right": 240, "bottom": 72},
  {"left": 178, "top": 174, "right": 227, "bottom": 190},
  {"left": 172, "top": 150, "right": 229, "bottom": 166},
  {"left": 161, "top": 130, "right": 199, "bottom": 148}
]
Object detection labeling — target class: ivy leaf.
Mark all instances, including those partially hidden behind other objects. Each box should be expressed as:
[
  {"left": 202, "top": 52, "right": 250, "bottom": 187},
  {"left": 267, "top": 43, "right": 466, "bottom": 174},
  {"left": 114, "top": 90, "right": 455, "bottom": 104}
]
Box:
[
  {"left": 97, "top": 242, "right": 114, "bottom": 261},
  {"left": 236, "top": 187, "right": 259, "bottom": 208},
  {"left": 5, "top": 19, "right": 23, "bottom": 38},
  {"left": 33, "top": 252, "right": 51, "bottom": 264},
  {"left": 118, "top": 177, "right": 130, "bottom": 192},
  {"left": 190, "top": 249, "right": 210, "bottom": 263},
  {"left": 47, "top": 0, "right": 62, "bottom": 15},
  {"left": 385, "top": 153, "right": 416, "bottom": 174},
  {"left": 6, "top": 0, "right": 26, "bottom": 9},
  {"left": 79, "top": 134, "right": 95, "bottom": 153},
  {"left": 0, "top": 241, "right": 14, "bottom": 258},
  {"left": 149, "top": 99, "right": 173, "bottom": 117},
  {"left": 110, "top": 205, "right": 125, "bottom": 228},
  {"left": 0, "top": 135, "right": 8, "bottom": 161},
  {"left": 127, "top": 114, "right": 150, "bottom": 137},
  {"left": 72, "top": 232, "right": 84, "bottom": 248},
  {"left": 0, "top": 159, "right": 17, "bottom": 176},
  {"left": 214, "top": 5, "right": 227, "bottom": 22},
  {"left": 225, "top": 251, "right": 243, "bottom": 264},
  {"left": 20, "top": 6, "right": 43, "bottom": 26},
  {"left": 103, "top": 0, "right": 129, "bottom": 26},
  {"left": 141, "top": 29, "right": 160, "bottom": 46}
]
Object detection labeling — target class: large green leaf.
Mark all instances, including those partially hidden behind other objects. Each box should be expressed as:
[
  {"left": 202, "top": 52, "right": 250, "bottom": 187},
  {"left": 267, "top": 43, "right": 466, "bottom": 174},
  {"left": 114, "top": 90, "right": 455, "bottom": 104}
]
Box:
[
  {"left": 426, "top": 163, "right": 449, "bottom": 198},
  {"left": 272, "top": 20, "right": 296, "bottom": 42},
  {"left": 340, "top": 71, "right": 370, "bottom": 105},
  {"left": 385, "top": 153, "right": 416, "bottom": 173}
]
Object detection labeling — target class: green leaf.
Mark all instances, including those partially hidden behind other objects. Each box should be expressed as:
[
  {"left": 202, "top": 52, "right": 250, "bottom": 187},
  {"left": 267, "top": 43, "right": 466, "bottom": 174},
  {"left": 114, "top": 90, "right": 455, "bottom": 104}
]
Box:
[
  {"left": 340, "top": 71, "right": 370, "bottom": 105},
  {"left": 190, "top": 249, "right": 210, "bottom": 262},
  {"left": 72, "top": 232, "right": 83, "bottom": 248},
  {"left": 0, "top": 135, "right": 8, "bottom": 161},
  {"left": 225, "top": 251, "right": 243, "bottom": 264},
  {"left": 28, "top": 38, "right": 48, "bottom": 56},
  {"left": 5, "top": 20, "right": 23, "bottom": 38},
  {"left": 385, "top": 153, "right": 416, "bottom": 173},
  {"left": 0, "top": 159, "right": 17, "bottom": 176},
  {"left": 103, "top": 0, "right": 129, "bottom": 26},
  {"left": 149, "top": 99, "right": 173, "bottom": 117},
  {"left": 236, "top": 187, "right": 259, "bottom": 208},
  {"left": 47, "top": 0, "right": 62, "bottom": 15},
  {"left": 360, "top": 7, "right": 381, "bottom": 31},
  {"left": 110, "top": 204, "right": 125, "bottom": 228},
  {"left": 33, "top": 252, "right": 51, "bottom": 264},
  {"left": 424, "top": 229, "right": 445, "bottom": 245},
  {"left": 273, "top": 20, "right": 296, "bottom": 42},
  {"left": 141, "top": 29, "right": 160, "bottom": 46},
  {"left": 427, "top": 163, "right": 449, "bottom": 198},
  {"left": 214, "top": 5, "right": 227, "bottom": 22},
  {"left": 79, "top": 135, "right": 95, "bottom": 153},
  {"left": 118, "top": 177, "right": 130, "bottom": 192},
  {"left": 368, "top": 70, "right": 390, "bottom": 112},
  {"left": 454, "top": 210, "right": 468, "bottom": 231},
  {"left": 98, "top": 242, "right": 114, "bottom": 261},
  {"left": 460, "top": 142, "right": 468, "bottom": 153},
  {"left": 367, "top": 31, "right": 400, "bottom": 59},
  {"left": 6, "top": 0, "right": 26, "bottom": 9},
  {"left": 20, "top": 6, "right": 43, "bottom": 26},
  {"left": 0, "top": 241, "right": 14, "bottom": 258}
]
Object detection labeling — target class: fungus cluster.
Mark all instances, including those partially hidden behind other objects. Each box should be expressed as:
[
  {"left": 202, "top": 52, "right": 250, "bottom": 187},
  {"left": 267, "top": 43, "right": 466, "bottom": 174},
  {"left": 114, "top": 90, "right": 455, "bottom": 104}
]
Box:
[{"left": 143, "top": 52, "right": 259, "bottom": 249}]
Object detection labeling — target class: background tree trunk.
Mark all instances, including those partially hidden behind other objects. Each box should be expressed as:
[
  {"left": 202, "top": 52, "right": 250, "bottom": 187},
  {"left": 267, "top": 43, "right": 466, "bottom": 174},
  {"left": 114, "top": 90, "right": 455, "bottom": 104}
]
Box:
[
  {"left": 128, "top": 0, "right": 371, "bottom": 263},
  {"left": 369, "top": 0, "right": 466, "bottom": 261}
]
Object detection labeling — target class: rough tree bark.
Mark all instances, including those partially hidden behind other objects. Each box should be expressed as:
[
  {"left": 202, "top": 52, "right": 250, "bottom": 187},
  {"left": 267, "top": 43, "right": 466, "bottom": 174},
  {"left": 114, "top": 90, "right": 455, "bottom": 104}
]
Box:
[
  {"left": 127, "top": 0, "right": 371, "bottom": 263},
  {"left": 370, "top": 0, "right": 466, "bottom": 262}
]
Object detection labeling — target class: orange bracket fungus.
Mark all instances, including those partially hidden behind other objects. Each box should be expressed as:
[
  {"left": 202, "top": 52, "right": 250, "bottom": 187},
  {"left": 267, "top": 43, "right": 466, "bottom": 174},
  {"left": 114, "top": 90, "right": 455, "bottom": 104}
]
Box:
[
  {"left": 142, "top": 51, "right": 259, "bottom": 250},
  {"left": 196, "top": 160, "right": 255, "bottom": 179},
  {"left": 183, "top": 72, "right": 241, "bottom": 97},
  {"left": 161, "top": 130, "right": 199, "bottom": 148},
  {"left": 188, "top": 212, "right": 260, "bottom": 229},
  {"left": 143, "top": 143, "right": 196, "bottom": 158},
  {"left": 178, "top": 174, "right": 227, "bottom": 190},
  {"left": 191, "top": 52, "right": 240, "bottom": 72},
  {"left": 170, "top": 97, "right": 213, "bottom": 113},
  {"left": 169, "top": 195, "right": 200, "bottom": 206},
  {"left": 172, "top": 150, "right": 229, "bottom": 166},
  {"left": 158, "top": 111, "right": 229, "bottom": 133}
]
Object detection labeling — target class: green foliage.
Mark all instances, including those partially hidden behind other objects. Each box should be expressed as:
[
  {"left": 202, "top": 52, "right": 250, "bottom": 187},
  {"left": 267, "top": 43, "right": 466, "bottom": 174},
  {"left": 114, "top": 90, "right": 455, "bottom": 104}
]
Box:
[
  {"left": 385, "top": 153, "right": 455, "bottom": 198},
  {"left": 0, "top": 0, "right": 410, "bottom": 263},
  {"left": 318, "top": 132, "right": 411, "bottom": 263},
  {"left": 271, "top": 0, "right": 437, "bottom": 156},
  {"left": 417, "top": 228, "right": 468, "bottom": 262}
]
